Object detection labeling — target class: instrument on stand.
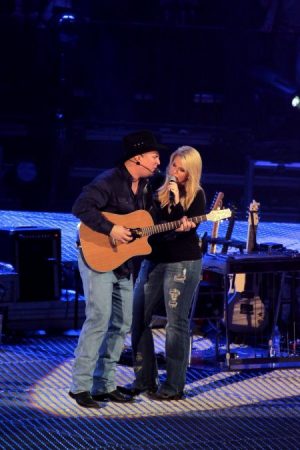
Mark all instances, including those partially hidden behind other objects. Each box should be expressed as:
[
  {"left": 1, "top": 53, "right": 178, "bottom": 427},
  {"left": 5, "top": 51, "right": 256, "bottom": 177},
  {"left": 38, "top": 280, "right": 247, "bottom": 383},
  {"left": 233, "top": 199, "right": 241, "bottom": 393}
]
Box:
[
  {"left": 227, "top": 200, "right": 267, "bottom": 333},
  {"left": 209, "top": 192, "right": 224, "bottom": 254},
  {"left": 202, "top": 250, "right": 300, "bottom": 369}
]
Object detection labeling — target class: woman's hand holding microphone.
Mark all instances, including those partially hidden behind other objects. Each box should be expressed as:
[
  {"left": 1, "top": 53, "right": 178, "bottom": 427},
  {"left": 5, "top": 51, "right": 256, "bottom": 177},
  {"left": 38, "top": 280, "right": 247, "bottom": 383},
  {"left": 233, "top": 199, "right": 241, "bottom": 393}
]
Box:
[
  {"left": 168, "top": 176, "right": 195, "bottom": 232},
  {"left": 168, "top": 176, "right": 180, "bottom": 205}
]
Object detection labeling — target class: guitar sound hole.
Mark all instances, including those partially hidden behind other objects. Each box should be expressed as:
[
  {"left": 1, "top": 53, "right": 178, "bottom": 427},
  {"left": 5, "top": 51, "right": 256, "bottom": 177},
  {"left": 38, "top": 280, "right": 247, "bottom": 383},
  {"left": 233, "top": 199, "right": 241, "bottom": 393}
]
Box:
[
  {"left": 130, "top": 228, "right": 142, "bottom": 240},
  {"left": 240, "top": 303, "right": 254, "bottom": 315}
]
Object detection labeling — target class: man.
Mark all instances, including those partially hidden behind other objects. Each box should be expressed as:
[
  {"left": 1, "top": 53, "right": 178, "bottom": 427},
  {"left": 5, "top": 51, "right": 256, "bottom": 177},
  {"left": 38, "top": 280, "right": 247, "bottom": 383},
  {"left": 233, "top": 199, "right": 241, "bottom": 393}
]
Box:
[{"left": 68, "top": 130, "right": 166, "bottom": 408}]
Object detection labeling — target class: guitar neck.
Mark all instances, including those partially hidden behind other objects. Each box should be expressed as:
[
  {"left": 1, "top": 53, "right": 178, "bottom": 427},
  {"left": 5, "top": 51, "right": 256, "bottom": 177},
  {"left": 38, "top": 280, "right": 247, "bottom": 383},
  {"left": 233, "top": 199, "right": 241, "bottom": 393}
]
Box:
[
  {"left": 208, "top": 192, "right": 224, "bottom": 254},
  {"left": 246, "top": 224, "right": 258, "bottom": 253},
  {"left": 141, "top": 214, "right": 208, "bottom": 237},
  {"left": 246, "top": 204, "right": 259, "bottom": 253},
  {"left": 209, "top": 222, "right": 220, "bottom": 254}
]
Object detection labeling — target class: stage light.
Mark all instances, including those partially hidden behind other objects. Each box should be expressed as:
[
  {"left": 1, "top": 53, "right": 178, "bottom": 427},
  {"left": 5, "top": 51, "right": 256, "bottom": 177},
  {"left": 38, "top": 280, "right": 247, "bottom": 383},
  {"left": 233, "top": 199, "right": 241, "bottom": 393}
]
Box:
[
  {"left": 251, "top": 66, "right": 300, "bottom": 111},
  {"left": 58, "top": 13, "right": 76, "bottom": 24},
  {"left": 56, "top": 111, "right": 64, "bottom": 120},
  {"left": 291, "top": 95, "right": 300, "bottom": 108},
  {"left": 57, "top": 11, "right": 78, "bottom": 45}
]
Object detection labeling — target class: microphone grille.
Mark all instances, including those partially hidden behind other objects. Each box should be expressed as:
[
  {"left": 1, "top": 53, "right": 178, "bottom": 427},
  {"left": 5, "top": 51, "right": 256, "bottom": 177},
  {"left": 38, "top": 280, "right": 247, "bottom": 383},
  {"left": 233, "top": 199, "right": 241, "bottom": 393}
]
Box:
[{"left": 169, "top": 175, "right": 178, "bottom": 182}]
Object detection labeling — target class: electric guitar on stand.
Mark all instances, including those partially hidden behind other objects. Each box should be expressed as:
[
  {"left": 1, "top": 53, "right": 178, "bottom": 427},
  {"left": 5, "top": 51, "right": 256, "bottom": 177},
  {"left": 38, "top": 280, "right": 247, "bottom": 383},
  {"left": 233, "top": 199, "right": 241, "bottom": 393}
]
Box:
[{"left": 227, "top": 200, "right": 267, "bottom": 333}]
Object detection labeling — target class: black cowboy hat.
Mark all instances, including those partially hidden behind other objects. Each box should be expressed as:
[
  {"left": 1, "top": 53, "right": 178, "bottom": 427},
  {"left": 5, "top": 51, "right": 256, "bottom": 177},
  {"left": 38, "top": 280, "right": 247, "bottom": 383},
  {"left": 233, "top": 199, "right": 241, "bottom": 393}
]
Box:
[{"left": 122, "top": 130, "right": 168, "bottom": 161}]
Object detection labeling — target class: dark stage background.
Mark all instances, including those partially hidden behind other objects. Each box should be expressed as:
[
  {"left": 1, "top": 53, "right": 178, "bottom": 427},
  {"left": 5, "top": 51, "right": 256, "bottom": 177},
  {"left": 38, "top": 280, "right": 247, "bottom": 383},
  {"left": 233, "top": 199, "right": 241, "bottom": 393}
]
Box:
[{"left": 0, "top": 0, "right": 299, "bottom": 220}]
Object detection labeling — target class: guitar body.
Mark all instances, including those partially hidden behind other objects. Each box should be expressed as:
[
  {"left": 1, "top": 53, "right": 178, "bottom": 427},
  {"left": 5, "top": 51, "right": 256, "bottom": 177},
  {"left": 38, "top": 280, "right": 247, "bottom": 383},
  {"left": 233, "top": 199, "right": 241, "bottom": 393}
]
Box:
[
  {"left": 227, "top": 291, "right": 267, "bottom": 333},
  {"left": 79, "top": 210, "right": 153, "bottom": 272}
]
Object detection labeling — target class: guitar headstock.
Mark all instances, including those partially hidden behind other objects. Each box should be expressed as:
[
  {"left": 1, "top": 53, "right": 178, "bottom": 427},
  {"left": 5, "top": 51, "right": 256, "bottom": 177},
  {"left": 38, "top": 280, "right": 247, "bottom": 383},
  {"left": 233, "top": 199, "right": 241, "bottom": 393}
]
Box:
[
  {"left": 207, "top": 208, "right": 232, "bottom": 222},
  {"left": 247, "top": 200, "right": 260, "bottom": 226},
  {"left": 210, "top": 191, "right": 224, "bottom": 210}
]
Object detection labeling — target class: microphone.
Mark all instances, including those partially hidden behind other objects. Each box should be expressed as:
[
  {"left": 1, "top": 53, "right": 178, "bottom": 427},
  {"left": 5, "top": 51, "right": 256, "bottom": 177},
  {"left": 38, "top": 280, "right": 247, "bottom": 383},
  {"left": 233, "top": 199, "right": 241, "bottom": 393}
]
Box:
[
  {"left": 168, "top": 175, "right": 178, "bottom": 203},
  {"left": 132, "top": 160, "right": 160, "bottom": 174}
]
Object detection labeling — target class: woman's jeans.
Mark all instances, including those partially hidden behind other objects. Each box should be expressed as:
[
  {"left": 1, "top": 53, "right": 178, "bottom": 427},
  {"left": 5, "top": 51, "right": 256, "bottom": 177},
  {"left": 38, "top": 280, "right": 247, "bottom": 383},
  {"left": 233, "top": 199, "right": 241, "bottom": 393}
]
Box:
[
  {"left": 131, "top": 258, "right": 202, "bottom": 395},
  {"left": 70, "top": 254, "right": 133, "bottom": 394}
]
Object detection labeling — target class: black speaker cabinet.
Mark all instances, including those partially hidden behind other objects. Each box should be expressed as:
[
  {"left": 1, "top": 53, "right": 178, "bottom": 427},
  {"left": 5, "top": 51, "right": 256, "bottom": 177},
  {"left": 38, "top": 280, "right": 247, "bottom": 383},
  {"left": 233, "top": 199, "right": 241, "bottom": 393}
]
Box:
[{"left": 0, "top": 227, "right": 61, "bottom": 302}]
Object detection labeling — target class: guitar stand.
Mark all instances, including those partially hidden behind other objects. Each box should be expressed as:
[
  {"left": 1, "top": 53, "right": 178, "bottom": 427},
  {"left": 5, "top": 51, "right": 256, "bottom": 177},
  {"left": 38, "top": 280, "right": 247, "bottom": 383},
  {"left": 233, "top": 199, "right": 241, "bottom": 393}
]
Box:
[
  {"left": 225, "top": 270, "right": 300, "bottom": 370},
  {"left": 268, "top": 272, "right": 285, "bottom": 346},
  {"left": 269, "top": 271, "right": 299, "bottom": 356},
  {"left": 205, "top": 237, "right": 246, "bottom": 254}
]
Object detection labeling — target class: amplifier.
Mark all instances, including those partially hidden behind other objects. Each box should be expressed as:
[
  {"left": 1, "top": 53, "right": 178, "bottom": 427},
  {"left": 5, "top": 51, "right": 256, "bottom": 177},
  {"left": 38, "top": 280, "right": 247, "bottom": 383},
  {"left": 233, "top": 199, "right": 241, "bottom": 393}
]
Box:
[
  {"left": 0, "top": 269, "right": 18, "bottom": 303},
  {"left": 203, "top": 250, "right": 300, "bottom": 274},
  {"left": 0, "top": 227, "right": 61, "bottom": 302}
]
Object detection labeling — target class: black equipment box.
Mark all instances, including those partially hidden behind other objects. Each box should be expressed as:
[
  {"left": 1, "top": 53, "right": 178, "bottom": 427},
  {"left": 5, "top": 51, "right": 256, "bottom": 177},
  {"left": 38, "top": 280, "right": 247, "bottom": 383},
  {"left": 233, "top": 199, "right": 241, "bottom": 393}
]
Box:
[
  {"left": 0, "top": 269, "right": 18, "bottom": 304},
  {"left": 0, "top": 227, "right": 61, "bottom": 302}
]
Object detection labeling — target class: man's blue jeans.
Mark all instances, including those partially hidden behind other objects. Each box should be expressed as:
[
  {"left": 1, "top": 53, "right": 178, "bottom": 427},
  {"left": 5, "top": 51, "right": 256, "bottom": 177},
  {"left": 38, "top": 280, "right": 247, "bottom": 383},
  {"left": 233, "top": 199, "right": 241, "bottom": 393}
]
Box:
[
  {"left": 70, "top": 254, "right": 133, "bottom": 394},
  {"left": 131, "top": 259, "right": 202, "bottom": 395}
]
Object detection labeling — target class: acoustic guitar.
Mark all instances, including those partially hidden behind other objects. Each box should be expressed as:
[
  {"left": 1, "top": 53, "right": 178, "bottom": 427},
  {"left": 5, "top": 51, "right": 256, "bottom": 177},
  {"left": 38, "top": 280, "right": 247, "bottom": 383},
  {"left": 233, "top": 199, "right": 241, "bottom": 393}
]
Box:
[
  {"left": 227, "top": 200, "right": 267, "bottom": 333},
  {"left": 79, "top": 208, "right": 232, "bottom": 272}
]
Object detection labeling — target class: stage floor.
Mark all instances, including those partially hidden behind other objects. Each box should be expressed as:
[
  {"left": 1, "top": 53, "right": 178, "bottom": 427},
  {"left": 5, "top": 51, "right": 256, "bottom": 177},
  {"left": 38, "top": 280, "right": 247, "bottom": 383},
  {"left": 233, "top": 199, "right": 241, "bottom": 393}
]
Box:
[
  {"left": 0, "top": 211, "right": 300, "bottom": 448},
  {"left": 1, "top": 330, "right": 300, "bottom": 450}
]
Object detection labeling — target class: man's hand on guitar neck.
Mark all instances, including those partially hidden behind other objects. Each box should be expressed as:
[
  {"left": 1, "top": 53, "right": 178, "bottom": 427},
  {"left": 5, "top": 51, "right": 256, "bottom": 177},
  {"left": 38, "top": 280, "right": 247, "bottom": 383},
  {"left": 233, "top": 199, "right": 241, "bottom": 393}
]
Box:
[{"left": 110, "top": 225, "right": 132, "bottom": 244}]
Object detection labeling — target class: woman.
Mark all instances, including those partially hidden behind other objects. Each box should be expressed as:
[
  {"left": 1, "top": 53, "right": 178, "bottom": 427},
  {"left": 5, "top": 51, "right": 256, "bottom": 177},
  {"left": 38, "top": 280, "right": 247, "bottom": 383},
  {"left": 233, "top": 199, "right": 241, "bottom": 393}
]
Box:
[{"left": 125, "top": 145, "right": 206, "bottom": 400}]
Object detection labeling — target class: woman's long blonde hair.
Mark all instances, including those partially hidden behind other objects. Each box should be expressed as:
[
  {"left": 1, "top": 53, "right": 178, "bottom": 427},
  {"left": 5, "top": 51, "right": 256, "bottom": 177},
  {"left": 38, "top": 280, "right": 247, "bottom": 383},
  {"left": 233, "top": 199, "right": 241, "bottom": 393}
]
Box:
[{"left": 157, "top": 146, "right": 203, "bottom": 210}]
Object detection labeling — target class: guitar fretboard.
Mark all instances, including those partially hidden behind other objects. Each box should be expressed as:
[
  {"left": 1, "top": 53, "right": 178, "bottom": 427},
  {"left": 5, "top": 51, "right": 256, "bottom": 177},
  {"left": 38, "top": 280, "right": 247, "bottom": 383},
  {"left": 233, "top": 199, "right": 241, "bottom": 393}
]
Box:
[{"left": 140, "top": 214, "right": 208, "bottom": 237}]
